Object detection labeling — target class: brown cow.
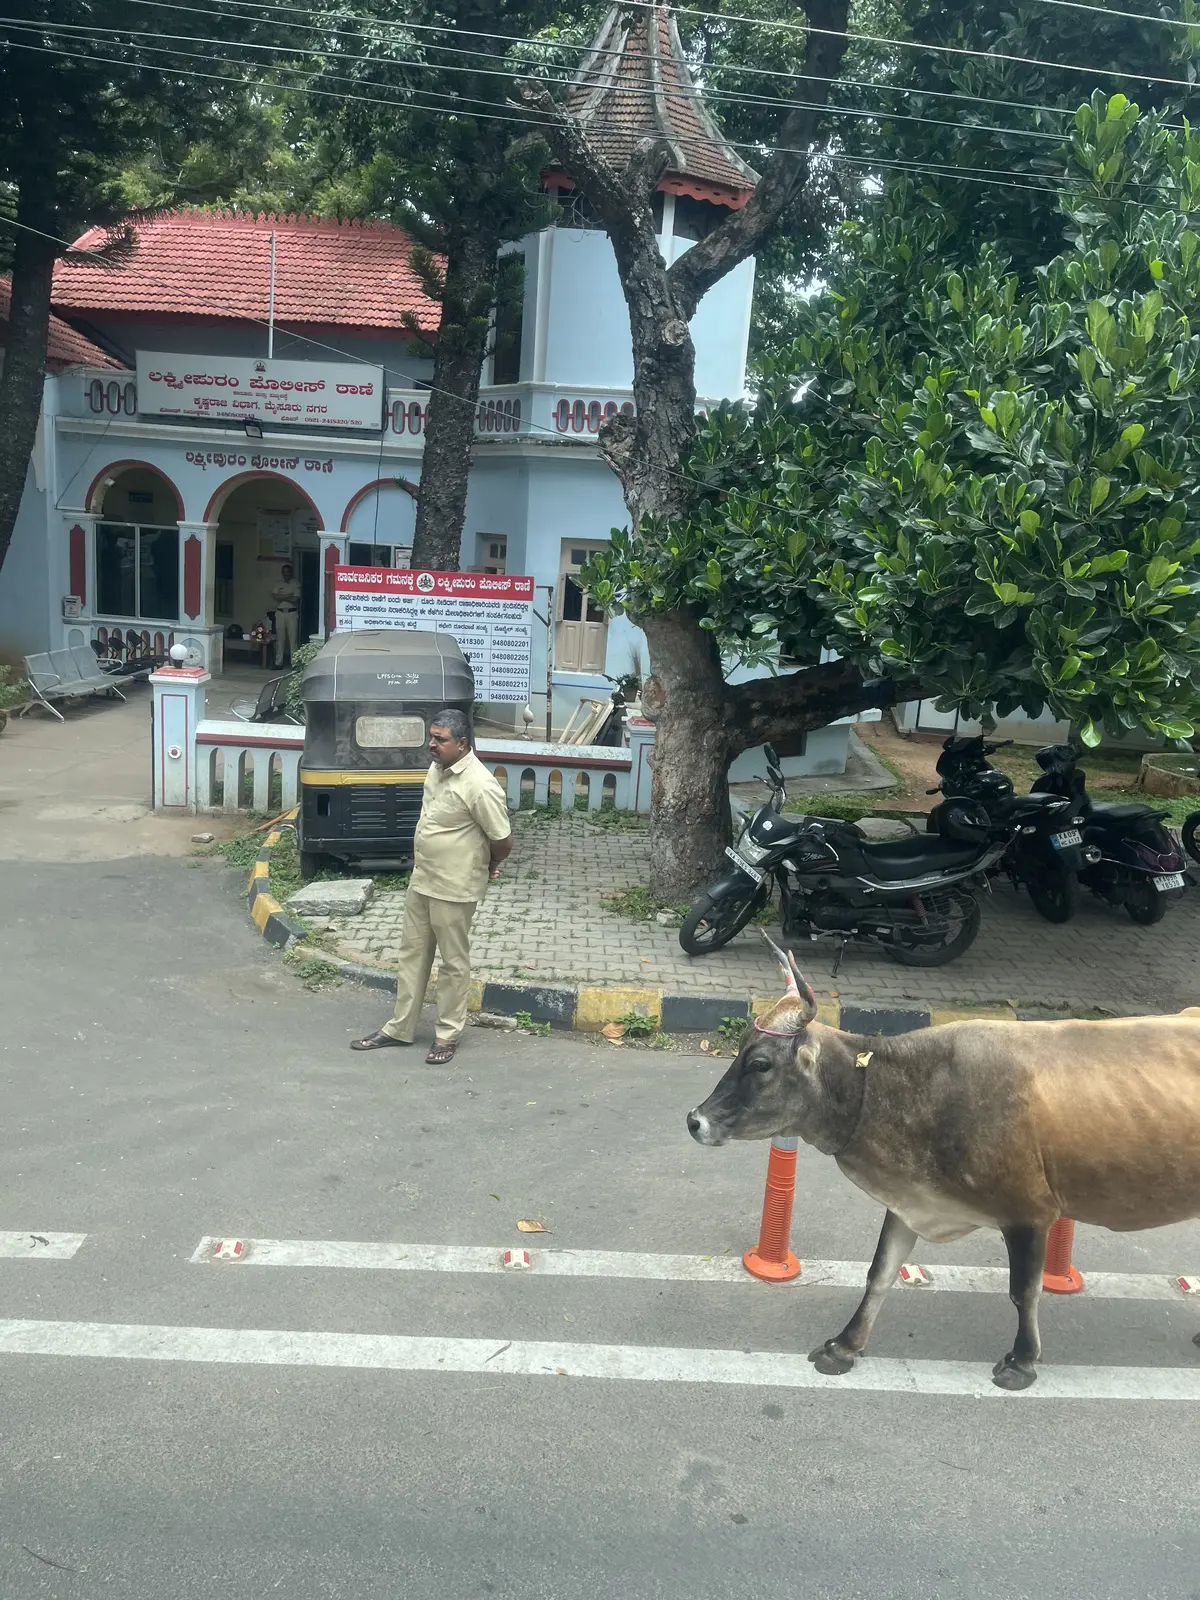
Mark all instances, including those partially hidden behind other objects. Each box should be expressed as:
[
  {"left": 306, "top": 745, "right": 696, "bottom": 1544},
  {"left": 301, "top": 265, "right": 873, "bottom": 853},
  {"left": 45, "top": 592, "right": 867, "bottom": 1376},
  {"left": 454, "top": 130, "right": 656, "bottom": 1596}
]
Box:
[{"left": 687, "top": 933, "right": 1200, "bottom": 1389}]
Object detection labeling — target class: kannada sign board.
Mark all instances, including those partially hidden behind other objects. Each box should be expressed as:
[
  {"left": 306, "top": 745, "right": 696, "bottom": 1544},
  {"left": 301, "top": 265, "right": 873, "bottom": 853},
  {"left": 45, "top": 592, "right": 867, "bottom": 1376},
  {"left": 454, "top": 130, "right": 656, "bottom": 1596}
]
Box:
[
  {"left": 333, "top": 568, "right": 534, "bottom": 702},
  {"left": 135, "top": 354, "right": 384, "bottom": 431}
]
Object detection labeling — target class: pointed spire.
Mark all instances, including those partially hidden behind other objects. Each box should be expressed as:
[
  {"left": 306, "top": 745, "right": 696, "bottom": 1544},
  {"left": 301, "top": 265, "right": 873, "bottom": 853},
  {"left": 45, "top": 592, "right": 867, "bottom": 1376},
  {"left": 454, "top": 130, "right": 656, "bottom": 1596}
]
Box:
[{"left": 567, "top": 4, "right": 757, "bottom": 206}]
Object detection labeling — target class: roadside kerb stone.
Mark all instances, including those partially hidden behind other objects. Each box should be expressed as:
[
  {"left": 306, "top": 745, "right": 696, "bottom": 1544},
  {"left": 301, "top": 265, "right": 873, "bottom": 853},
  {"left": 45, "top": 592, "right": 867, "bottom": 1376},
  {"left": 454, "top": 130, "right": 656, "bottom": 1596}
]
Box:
[
  {"left": 242, "top": 810, "right": 1200, "bottom": 1024},
  {"left": 286, "top": 878, "right": 375, "bottom": 918}
]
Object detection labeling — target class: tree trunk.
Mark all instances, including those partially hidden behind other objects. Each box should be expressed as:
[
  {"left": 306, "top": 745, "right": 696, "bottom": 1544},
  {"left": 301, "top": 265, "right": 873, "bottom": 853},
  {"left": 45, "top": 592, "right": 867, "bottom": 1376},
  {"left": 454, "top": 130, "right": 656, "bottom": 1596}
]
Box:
[
  {"left": 521, "top": 2, "right": 854, "bottom": 898},
  {"left": 409, "top": 232, "right": 498, "bottom": 571},
  {"left": 0, "top": 209, "right": 56, "bottom": 579},
  {"left": 640, "top": 608, "right": 732, "bottom": 896}
]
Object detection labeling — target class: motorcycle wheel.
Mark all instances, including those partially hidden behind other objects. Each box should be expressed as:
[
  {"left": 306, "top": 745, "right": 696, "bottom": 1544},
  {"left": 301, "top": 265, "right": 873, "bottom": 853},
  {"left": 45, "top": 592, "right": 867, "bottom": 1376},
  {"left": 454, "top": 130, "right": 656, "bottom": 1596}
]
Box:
[
  {"left": 883, "top": 889, "right": 981, "bottom": 967},
  {"left": 679, "top": 880, "right": 769, "bottom": 955},
  {"left": 1026, "top": 862, "right": 1079, "bottom": 924},
  {"left": 1125, "top": 877, "right": 1169, "bottom": 926},
  {"left": 1182, "top": 812, "right": 1200, "bottom": 865}
]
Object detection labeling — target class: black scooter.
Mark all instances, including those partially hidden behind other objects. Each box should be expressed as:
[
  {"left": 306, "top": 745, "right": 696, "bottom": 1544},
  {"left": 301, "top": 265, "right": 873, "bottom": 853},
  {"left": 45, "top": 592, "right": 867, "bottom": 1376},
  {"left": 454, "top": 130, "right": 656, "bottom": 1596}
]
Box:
[
  {"left": 927, "top": 735, "right": 1092, "bottom": 923},
  {"left": 679, "top": 745, "right": 1006, "bottom": 968},
  {"left": 1032, "top": 745, "right": 1186, "bottom": 924}
]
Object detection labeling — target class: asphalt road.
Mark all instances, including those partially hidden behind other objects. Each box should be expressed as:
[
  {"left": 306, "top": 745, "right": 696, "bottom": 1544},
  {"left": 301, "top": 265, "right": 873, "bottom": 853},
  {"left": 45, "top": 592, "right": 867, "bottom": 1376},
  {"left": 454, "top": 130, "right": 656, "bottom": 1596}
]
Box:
[{"left": 3, "top": 855, "right": 1200, "bottom": 1599}]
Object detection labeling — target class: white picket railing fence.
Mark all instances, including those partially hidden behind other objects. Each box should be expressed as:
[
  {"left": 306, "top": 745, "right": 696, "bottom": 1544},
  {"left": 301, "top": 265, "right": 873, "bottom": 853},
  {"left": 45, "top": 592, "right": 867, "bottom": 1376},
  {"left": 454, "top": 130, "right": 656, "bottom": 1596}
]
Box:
[{"left": 190, "top": 722, "right": 642, "bottom": 815}]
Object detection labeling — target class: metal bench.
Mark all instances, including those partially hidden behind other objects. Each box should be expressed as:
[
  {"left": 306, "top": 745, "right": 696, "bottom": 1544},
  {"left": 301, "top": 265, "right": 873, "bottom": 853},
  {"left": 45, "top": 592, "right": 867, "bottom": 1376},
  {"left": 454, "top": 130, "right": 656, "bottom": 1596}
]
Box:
[
  {"left": 230, "top": 673, "right": 299, "bottom": 724},
  {"left": 21, "top": 648, "right": 127, "bottom": 722}
]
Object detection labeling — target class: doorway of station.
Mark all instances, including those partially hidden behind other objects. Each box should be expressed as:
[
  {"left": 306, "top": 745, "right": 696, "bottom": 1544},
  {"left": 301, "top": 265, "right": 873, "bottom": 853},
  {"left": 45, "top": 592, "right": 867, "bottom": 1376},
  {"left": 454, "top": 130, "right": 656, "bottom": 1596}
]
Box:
[{"left": 212, "top": 476, "right": 322, "bottom": 670}]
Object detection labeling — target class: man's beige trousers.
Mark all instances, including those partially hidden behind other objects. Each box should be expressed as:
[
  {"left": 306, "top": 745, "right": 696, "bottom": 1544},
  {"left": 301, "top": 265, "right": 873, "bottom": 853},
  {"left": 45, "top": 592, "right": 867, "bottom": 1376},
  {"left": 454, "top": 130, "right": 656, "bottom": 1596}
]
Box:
[{"left": 382, "top": 889, "right": 478, "bottom": 1045}]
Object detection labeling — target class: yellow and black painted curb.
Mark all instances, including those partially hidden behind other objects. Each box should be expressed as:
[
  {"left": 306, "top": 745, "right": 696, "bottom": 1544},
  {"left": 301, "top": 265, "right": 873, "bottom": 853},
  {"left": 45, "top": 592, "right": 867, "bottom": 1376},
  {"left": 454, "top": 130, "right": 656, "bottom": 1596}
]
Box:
[
  {"left": 246, "top": 808, "right": 309, "bottom": 951},
  {"left": 245, "top": 830, "right": 1028, "bottom": 1031}
]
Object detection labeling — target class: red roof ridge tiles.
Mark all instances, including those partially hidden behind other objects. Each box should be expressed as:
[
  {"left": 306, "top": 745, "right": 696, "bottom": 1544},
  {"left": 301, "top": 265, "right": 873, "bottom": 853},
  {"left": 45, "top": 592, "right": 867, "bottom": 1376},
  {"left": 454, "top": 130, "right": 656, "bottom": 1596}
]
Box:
[
  {"left": 565, "top": 4, "right": 758, "bottom": 206},
  {"left": 53, "top": 209, "right": 441, "bottom": 337},
  {"left": 0, "top": 277, "right": 123, "bottom": 370}
]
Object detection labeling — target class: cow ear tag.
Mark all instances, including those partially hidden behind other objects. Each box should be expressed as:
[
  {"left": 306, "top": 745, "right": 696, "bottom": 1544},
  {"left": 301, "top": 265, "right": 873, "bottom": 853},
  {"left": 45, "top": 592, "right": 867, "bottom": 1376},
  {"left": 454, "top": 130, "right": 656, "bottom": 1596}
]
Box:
[{"left": 856, "top": 1051, "right": 873, "bottom": 1069}]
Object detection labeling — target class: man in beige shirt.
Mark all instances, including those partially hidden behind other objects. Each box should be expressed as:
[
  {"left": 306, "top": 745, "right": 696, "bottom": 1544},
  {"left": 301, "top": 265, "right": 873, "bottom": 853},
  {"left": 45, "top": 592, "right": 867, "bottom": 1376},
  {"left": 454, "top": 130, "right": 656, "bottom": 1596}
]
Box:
[{"left": 351, "top": 709, "right": 512, "bottom": 1064}]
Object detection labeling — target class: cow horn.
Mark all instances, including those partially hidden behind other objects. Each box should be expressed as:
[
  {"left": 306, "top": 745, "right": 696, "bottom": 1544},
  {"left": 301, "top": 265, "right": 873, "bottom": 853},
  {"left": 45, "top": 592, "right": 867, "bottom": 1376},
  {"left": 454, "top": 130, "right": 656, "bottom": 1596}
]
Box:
[
  {"left": 759, "top": 931, "right": 818, "bottom": 1030},
  {"left": 761, "top": 930, "right": 799, "bottom": 995}
]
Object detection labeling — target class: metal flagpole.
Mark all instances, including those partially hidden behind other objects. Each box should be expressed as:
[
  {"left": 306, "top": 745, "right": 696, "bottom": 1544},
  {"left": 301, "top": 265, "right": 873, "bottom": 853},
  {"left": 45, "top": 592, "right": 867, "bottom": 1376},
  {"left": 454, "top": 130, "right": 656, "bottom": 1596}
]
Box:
[{"left": 267, "top": 232, "right": 277, "bottom": 359}]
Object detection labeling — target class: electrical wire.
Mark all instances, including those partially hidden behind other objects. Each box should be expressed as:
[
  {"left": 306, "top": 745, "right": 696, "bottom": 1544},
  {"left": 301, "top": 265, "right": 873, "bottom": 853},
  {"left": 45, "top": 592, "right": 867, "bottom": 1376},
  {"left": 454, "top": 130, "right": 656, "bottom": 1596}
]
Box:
[
  {"left": 0, "top": 33, "right": 1096, "bottom": 198},
  {"left": 0, "top": 12, "right": 1073, "bottom": 147}
]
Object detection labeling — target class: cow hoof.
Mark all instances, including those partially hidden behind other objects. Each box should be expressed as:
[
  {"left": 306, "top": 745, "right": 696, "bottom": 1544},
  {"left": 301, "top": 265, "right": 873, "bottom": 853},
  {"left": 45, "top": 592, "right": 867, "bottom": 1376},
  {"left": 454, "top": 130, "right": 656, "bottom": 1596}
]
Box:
[
  {"left": 992, "top": 1356, "right": 1037, "bottom": 1391},
  {"left": 809, "top": 1340, "right": 856, "bottom": 1376}
]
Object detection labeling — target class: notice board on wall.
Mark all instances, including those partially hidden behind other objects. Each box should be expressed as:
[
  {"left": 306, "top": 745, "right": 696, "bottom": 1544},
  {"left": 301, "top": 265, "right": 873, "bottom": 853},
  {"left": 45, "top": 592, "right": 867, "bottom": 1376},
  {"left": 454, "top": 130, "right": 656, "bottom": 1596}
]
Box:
[{"left": 333, "top": 568, "right": 534, "bottom": 702}]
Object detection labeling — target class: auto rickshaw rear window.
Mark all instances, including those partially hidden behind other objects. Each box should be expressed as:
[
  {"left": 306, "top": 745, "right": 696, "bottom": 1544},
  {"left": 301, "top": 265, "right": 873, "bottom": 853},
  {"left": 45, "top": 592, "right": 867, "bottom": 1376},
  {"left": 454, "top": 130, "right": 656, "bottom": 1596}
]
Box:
[{"left": 355, "top": 715, "right": 425, "bottom": 749}]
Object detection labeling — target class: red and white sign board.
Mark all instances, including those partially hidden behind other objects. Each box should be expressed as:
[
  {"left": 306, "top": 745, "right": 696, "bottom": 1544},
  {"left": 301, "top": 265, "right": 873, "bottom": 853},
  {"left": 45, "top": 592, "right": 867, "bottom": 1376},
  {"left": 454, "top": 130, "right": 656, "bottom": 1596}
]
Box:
[
  {"left": 333, "top": 568, "right": 535, "bottom": 703},
  {"left": 136, "top": 353, "right": 384, "bottom": 431}
]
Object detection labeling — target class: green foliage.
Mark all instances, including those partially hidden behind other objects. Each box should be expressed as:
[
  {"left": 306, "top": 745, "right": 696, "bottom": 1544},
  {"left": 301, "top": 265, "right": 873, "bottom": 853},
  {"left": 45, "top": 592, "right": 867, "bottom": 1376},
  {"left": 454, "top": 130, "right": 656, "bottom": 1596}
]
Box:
[
  {"left": 616, "top": 1010, "right": 657, "bottom": 1039},
  {"left": 0, "top": 664, "right": 26, "bottom": 710},
  {"left": 512, "top": 1010, "right": 551, "bottom": 1036},
  {"left": 284, "top": 641, "right": 322, "bottom": 722},
  {"left": 590, "top": 98, "right": 1200, "bottom": 746}
]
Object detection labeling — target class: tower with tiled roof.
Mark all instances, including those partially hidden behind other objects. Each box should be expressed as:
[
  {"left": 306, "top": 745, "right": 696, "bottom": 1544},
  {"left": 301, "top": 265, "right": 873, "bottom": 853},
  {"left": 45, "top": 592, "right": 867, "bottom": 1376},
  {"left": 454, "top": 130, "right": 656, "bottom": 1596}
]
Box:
[{"left": 505, "top": 3, "right": 758, "bottom": 401}]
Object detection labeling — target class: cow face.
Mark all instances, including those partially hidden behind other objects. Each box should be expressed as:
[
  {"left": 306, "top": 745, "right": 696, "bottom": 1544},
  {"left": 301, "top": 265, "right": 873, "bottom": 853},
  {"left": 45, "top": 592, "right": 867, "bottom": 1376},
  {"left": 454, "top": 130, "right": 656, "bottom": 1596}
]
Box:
[
  {"left": 687, "top": 1026, "right": 819, "bottom": 1145},
  {"left": 687, "top": 934, "right": 820, "bottom": 1145}
]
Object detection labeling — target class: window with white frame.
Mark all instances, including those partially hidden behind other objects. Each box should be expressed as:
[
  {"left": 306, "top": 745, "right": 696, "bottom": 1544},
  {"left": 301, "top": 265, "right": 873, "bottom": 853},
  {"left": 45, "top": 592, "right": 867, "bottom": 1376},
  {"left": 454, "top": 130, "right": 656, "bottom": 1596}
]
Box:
[
  {"left": 475, "top": 534, "right": 508, "bottom": 574},
  {"left": 556, "top": 541, "right": 609, "bottom": 673}
]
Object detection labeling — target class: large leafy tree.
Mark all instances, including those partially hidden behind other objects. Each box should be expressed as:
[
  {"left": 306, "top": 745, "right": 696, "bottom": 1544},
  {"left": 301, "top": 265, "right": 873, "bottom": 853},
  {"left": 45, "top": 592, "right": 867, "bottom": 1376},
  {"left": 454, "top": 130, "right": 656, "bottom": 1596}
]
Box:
[
  {"left": 0, "top": 1, "right": 275, "bottom": 580},
  {"left": 524, "top": 0, "right": 1200, "bottom": 898},
  {"left": 588, "top": 93, "right": 1200, "bottom": 893}
]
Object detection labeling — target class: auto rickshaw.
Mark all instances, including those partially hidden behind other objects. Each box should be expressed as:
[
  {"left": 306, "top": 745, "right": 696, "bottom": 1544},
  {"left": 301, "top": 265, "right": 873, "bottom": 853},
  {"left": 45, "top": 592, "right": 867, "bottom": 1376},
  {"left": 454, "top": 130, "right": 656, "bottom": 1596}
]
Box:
[{"left": 296, "top": 629, "right": 475, "bottom": 877}]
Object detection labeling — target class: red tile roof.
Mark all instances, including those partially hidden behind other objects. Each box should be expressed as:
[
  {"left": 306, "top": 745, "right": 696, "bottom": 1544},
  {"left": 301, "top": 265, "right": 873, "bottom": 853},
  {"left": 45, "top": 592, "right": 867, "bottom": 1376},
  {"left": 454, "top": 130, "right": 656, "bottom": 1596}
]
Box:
[
  {"left": 52, "top": 211, "right": 441, "bottom": 336},
  {"left": 0, "top": 277, "right": 123, "bottom": 370},
  {"left": 566, "top": 5, "right": 757, "bottom": 205}
]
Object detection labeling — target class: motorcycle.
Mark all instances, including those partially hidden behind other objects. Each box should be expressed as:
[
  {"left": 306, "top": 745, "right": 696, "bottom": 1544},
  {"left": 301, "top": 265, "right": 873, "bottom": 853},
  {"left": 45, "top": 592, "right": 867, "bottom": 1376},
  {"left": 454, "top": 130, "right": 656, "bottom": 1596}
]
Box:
[
  {"left": 927, "top": 735, "right": 1092, "bottom": 923},
  {"left": 1031, "top": 744, "right": 1186, "bottom": 924},
  {"left": 679, "top": 745, "right": 1007, "bottom": 968},
  {"left": 1182, "top": 810, "right": 1200, "bottom": 868}
]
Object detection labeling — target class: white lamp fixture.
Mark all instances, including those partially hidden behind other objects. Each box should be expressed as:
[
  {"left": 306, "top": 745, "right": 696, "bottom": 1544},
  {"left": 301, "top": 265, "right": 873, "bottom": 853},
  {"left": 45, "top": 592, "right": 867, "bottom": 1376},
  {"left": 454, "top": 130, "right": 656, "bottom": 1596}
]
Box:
[
  {"left": 169, "top": 643, "right": 188, "bottom": 667},
  {"left": 244, "top": 418, "right": 264, "bottom": 439},
  {"left": 521, "top": 705, "right": 535, "bottom": 739}
]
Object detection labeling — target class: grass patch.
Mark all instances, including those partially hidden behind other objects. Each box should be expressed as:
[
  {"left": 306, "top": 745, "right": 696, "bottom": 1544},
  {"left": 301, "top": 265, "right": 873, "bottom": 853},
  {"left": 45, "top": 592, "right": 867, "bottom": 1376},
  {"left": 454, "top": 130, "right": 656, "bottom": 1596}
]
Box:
[
  {"left": 282, "top": 949, "right": 342, "bottom": 991},
  {"left": 586, "top": 807, "right": 648, "bottom": 831},
  {"left": 512, "top": 1010, "right": 552, "bottom": 1037},
  {"left": 600, "top": 885, "right": 691, "bottom": 923},
  {"left": 782, "top": 792, "right": 876, "bottom": 823}
]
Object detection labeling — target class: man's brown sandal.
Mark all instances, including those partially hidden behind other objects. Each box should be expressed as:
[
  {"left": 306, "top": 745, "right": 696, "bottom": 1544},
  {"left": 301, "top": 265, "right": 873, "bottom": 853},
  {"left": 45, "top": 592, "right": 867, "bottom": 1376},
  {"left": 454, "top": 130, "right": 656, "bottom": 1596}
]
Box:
[
  {"left": 425, "top": 1040, "right": 458, "bottom": 1065},
  {"left": 350, "top": 1030, "right": 412, "bottom": 1051}
]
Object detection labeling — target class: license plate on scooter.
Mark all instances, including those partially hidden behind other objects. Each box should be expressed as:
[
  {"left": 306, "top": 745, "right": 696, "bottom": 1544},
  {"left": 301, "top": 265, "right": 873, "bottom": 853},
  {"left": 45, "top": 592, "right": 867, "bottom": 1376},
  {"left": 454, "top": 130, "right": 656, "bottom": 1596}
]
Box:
[
  {"left": 1154, "top": 873, "right": 1184, "bottom": 892},
  {"left": 1051, "top": 829, "right": 1082, "bottom": 848},
  {"left": 725, "top": 846, "right": 764, "bottom": 885}
]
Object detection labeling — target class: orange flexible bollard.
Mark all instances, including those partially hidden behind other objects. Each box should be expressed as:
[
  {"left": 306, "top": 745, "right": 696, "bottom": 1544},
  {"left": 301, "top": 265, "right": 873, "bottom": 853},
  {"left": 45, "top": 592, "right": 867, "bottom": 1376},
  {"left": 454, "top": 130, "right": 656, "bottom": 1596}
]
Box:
[
  {"left": 743, "top": 1136, "right": 801, "bottom": 1282},
  {"left": 1043, "top": 1217, "right": 1085, "bottom": 1294}
]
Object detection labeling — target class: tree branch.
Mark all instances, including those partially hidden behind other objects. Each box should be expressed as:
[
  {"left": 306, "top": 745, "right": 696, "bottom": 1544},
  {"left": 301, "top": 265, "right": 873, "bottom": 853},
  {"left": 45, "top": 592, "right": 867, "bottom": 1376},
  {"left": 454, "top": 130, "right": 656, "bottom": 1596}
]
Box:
[
  {"left": 667, "top": 0, "right": 852, "bottom": 317},
  {"left": 725, "top": 658, "right": 928, "bottom": 756}
]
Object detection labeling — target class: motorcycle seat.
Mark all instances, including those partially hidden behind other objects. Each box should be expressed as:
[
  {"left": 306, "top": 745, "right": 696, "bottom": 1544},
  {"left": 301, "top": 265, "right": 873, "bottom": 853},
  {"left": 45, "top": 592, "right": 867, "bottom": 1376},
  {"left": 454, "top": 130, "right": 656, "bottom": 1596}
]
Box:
[
  {"left": 859, "top": 834, "right": 985, "bottom": 881},
  {"left": 1087, "top": 800, "right": 1164, "bottom": 826}
]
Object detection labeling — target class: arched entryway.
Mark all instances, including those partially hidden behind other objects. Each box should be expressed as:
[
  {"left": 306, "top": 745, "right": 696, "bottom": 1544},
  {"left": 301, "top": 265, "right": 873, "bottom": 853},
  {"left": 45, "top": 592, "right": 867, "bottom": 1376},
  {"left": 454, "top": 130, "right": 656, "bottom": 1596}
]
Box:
[
  {"left": 340, "top": 476, "right": 418, "bottom": 568},
  {"left": 86, "top": 463, "right": 183, "bottom": 646},
  {"left": 206, "top": 474, "right": 323, "bottom": 669}
]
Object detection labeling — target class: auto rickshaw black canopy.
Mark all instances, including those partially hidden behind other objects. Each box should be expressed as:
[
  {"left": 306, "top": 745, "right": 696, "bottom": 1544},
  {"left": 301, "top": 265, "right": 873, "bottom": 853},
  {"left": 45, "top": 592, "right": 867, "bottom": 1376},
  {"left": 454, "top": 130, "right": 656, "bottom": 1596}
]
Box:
[{"left": 299, "top": 629, "right": 475, "bottom": 707}]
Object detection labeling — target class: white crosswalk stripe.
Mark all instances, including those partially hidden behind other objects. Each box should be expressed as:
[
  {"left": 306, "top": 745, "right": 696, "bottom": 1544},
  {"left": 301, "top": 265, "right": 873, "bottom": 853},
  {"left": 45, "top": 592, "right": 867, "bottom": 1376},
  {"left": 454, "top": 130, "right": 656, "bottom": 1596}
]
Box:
[
  {"left": 0, "top": 1231, "right": 86, "bottom": 1260},
  {"left": 188, "top": 1236, "right": 1196, "bottom": 1302},
  {"left": 2, "top": 1317, "right": 1200, "bottom": 1400}
]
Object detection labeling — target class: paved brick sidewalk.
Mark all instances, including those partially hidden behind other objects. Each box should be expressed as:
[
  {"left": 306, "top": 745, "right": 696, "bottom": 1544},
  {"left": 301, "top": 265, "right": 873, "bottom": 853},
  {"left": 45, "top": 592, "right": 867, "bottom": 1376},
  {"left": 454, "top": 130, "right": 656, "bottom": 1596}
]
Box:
[{"left": 326, "top": 813, "right": 1200, "bottom": 1015}]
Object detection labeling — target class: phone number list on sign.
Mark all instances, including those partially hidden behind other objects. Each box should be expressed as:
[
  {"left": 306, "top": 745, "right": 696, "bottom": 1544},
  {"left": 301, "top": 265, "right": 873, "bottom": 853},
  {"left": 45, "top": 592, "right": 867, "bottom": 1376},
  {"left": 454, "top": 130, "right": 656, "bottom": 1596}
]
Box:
[{"left": 332, "top": 568, "right": 535, "bottom": 703}]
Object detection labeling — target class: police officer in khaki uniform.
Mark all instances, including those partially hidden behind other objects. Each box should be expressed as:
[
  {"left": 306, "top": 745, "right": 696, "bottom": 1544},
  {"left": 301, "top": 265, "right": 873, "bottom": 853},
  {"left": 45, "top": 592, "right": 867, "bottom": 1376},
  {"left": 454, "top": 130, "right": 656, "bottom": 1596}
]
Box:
[
  {"left": 272, "top": 563, "right": 301, "bottom": 668},
  {"left": 351, "top": 709, "right": 512, "bottom": 1064}
]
